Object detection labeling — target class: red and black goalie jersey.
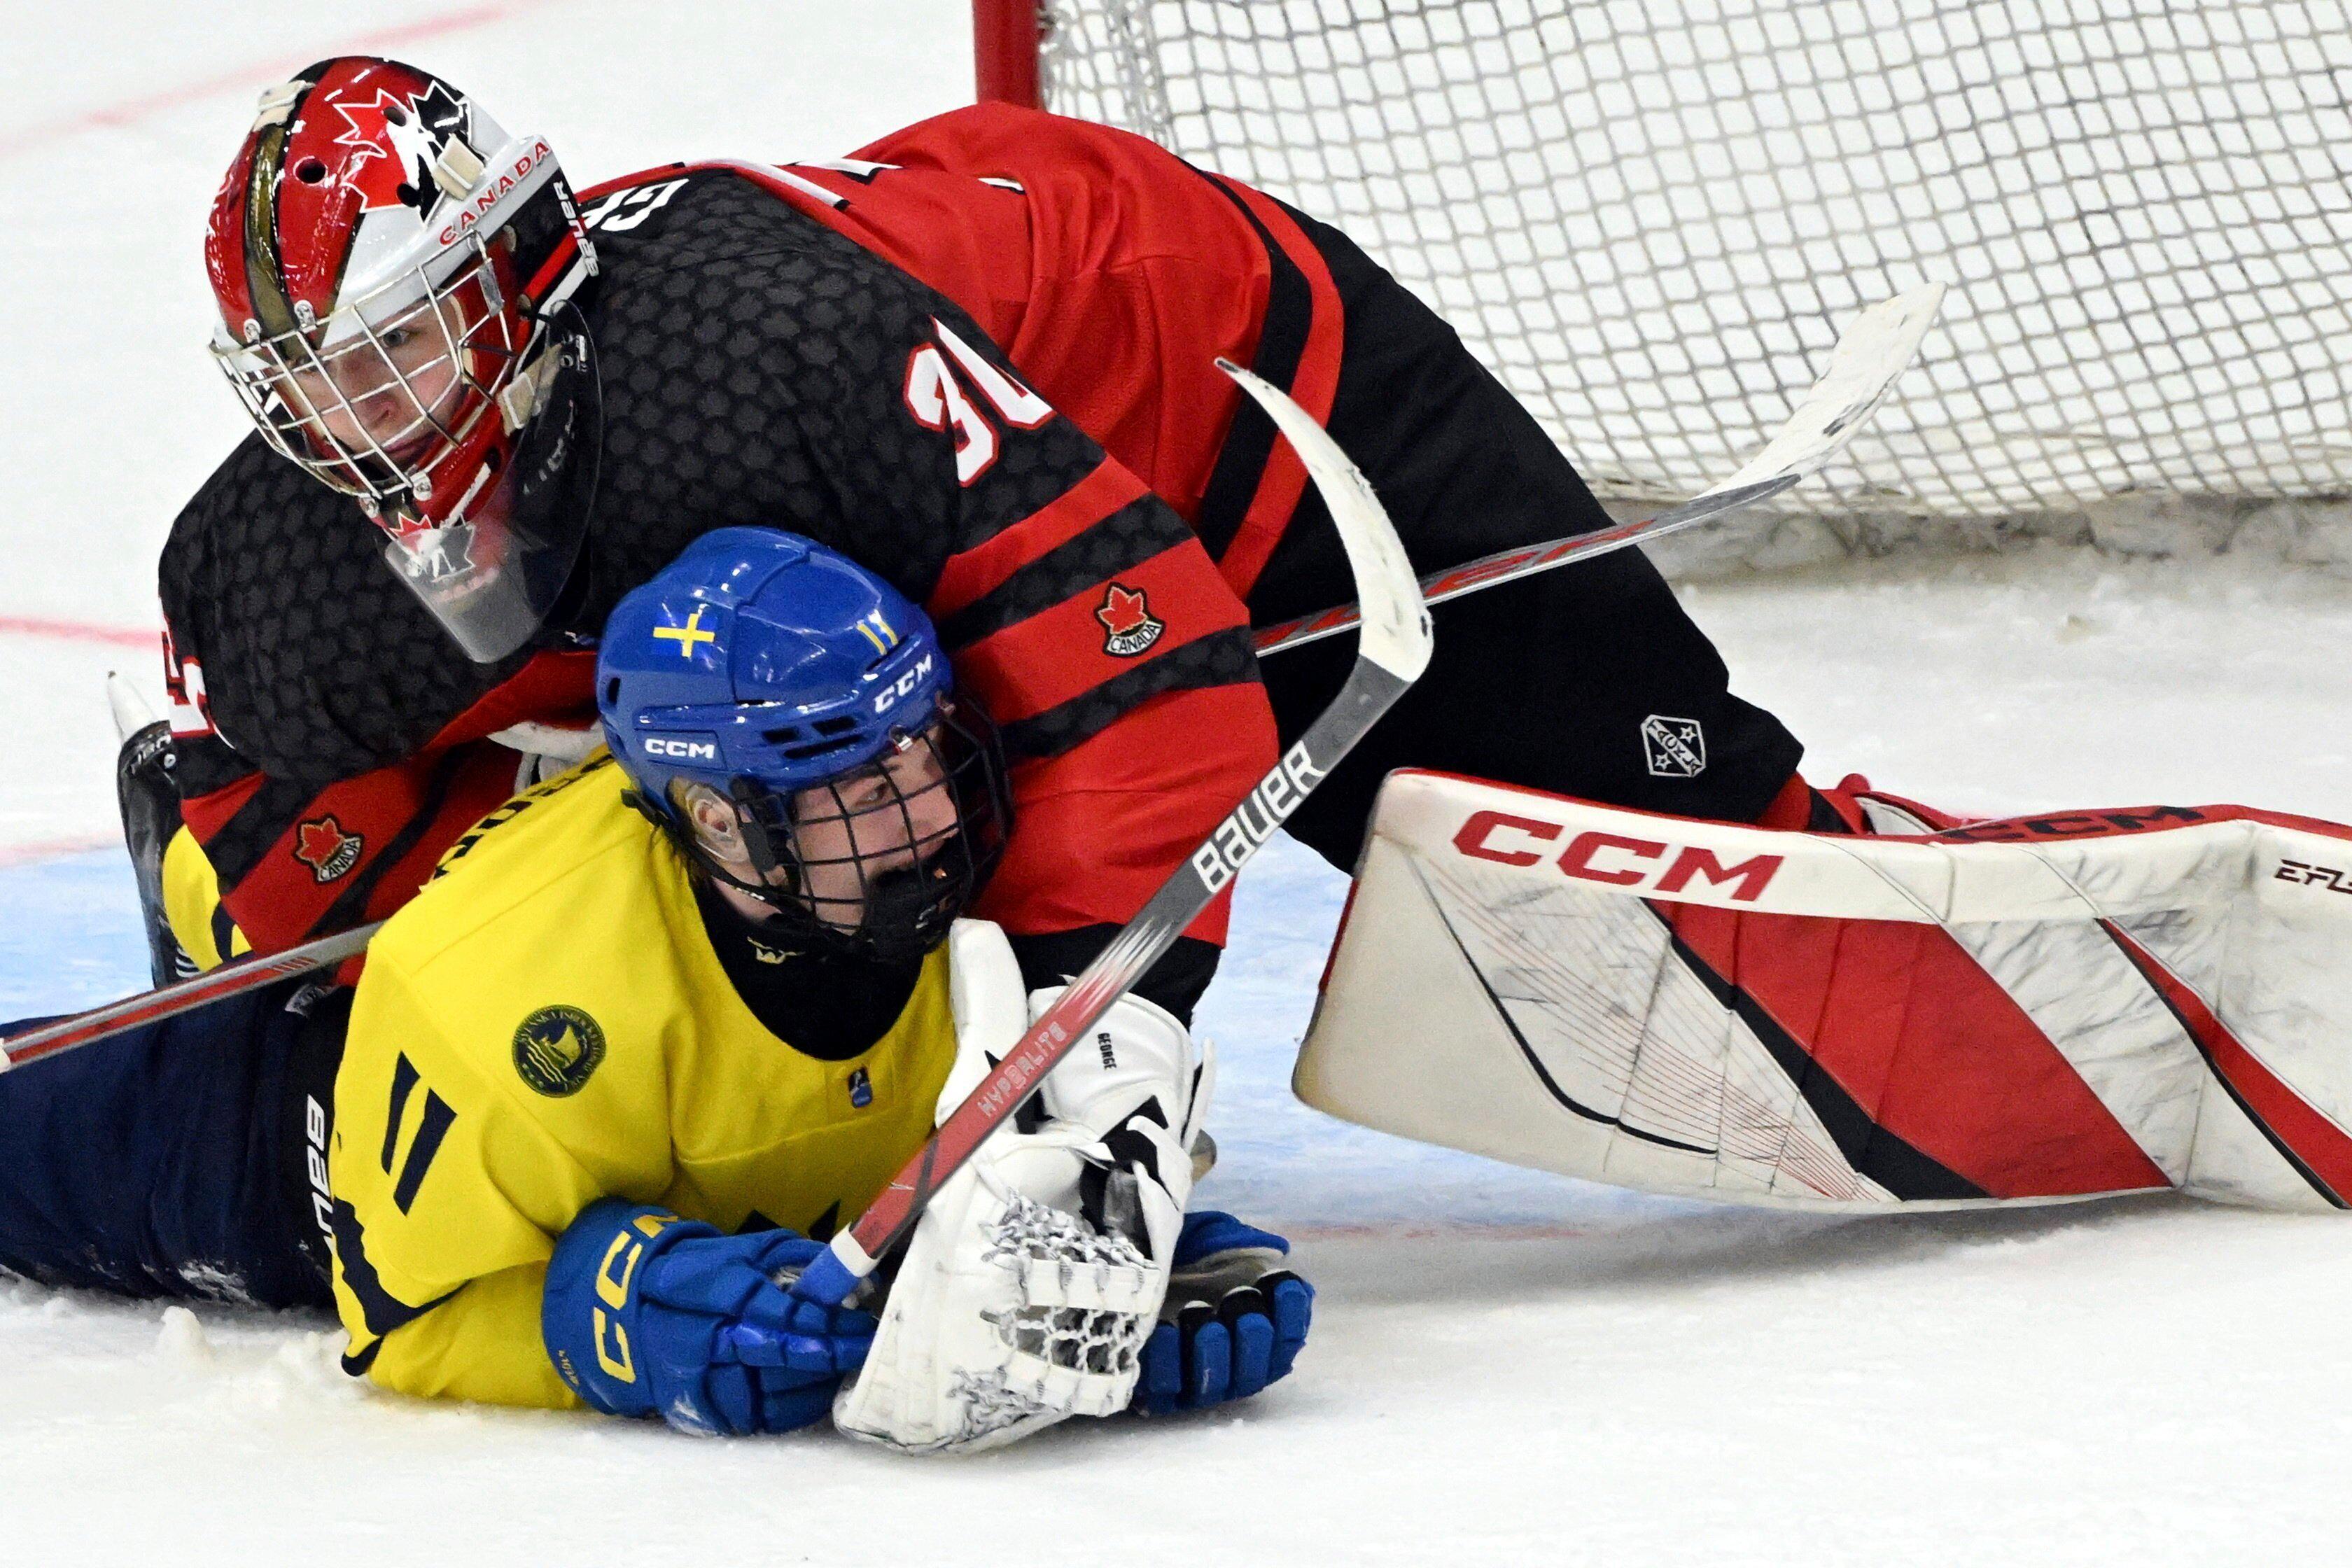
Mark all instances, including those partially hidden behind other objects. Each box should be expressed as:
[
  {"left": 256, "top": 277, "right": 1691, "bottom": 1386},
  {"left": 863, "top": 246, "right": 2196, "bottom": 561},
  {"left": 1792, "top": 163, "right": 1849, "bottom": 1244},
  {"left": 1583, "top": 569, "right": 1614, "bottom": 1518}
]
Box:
[{"left": 160, "top": 105, "right": 1316, "bottom": 981}]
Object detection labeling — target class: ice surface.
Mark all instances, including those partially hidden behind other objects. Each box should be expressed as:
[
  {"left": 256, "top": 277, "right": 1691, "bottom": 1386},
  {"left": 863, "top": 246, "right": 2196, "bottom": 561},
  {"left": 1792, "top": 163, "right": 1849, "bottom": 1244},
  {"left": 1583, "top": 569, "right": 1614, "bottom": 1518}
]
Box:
[{"left": 4, "top": 4, "right": 2351, "bottom": 1564}]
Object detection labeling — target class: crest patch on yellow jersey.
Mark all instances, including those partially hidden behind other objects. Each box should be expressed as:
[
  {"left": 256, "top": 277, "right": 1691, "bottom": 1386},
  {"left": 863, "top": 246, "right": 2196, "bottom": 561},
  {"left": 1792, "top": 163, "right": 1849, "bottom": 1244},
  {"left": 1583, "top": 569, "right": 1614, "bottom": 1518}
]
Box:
[{"left": 512, "top": 1005, "right": 608, "bottom": 1097}]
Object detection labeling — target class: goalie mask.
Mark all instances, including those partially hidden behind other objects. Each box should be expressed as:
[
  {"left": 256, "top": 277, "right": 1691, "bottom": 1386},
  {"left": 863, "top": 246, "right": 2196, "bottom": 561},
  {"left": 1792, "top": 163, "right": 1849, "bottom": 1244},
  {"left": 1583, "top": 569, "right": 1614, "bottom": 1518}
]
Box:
[
  {"left": 598, "top": 528, "right": 1013, "bottom": 963},
  {"left": 204, "top": 56, "right": 601, "bottom": 663}
]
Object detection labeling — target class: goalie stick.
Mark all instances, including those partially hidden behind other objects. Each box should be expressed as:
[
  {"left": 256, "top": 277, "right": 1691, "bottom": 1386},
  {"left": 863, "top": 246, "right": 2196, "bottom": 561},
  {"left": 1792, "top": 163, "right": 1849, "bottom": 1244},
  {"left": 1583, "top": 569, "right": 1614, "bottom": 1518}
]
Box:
[
  {"left": 1254, "top": 284, "right": 1946, "bottom": 657},
  {"left": 1, "top": 289, "right": 1933, "bottom": 1074},
  {"left": 0, "top": 919, "right": 379, "bottom": 1072},
  {"left": 0, "top": 340, "right": 1428, "bottom": 1077},
  {"left": 790, "top": 358, "right": 1435, "bottom": 1307}
]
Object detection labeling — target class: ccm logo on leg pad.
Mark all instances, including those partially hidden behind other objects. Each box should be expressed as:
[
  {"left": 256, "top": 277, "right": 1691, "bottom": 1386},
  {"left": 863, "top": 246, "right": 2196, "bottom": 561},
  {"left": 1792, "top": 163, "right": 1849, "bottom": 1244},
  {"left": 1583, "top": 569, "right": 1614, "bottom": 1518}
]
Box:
[{"left": 1451, "top": 810, "right": 1784, "bottom": 902}]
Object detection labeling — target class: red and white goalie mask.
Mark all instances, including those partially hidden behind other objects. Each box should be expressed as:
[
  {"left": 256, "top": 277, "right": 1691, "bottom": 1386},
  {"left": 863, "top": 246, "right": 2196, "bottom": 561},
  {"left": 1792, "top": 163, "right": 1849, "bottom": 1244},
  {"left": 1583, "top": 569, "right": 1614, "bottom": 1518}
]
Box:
[{"left": 204, "top": 57, "right": 601, "bottom": 662}]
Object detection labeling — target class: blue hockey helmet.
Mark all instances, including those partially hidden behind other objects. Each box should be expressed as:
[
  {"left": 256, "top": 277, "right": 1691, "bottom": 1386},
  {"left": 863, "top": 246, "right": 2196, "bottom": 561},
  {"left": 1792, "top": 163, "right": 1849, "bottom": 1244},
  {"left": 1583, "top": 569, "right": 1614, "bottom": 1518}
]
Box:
[{"left": 598, "top": 527, "right": 1010, "bottom": 960}]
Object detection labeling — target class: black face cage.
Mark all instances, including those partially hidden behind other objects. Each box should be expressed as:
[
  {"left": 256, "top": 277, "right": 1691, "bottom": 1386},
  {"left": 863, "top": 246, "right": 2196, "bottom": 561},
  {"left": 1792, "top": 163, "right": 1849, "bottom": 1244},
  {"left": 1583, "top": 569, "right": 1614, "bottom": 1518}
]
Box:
[{"left": 694, "top": 699, "right": 1013, "bottom": 964}]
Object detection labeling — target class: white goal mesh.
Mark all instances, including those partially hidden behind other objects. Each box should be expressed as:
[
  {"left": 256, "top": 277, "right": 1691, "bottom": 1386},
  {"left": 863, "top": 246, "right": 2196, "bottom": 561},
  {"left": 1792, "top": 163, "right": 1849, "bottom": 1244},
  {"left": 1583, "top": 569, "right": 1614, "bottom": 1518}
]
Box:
[{"left": 1035, "top": 1, "right": 2352, "bottom": 570}]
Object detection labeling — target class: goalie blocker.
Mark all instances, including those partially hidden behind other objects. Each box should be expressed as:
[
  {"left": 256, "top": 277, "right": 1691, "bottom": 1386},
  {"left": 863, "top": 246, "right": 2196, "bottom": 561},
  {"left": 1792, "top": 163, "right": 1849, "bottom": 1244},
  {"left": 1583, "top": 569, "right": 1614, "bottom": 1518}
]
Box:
[{"left": 1299, "top": 771, "right": 2352, "bottom": 1213}]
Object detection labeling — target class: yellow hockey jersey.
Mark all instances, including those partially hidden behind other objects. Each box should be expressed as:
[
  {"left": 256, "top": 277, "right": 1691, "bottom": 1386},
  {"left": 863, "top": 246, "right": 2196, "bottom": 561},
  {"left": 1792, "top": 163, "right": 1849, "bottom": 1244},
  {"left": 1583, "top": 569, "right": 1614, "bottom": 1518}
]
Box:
[
  {"left": 162, "top": 825, "right": 247, "bottom": 969},
  {"left": 328, "top": 752, "right": 958, "bottom": 1408}
]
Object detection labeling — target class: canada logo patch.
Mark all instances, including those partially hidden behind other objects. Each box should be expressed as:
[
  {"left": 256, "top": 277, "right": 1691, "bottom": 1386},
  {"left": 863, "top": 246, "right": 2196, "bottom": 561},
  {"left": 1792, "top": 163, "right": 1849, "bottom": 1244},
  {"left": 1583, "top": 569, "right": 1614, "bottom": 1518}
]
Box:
[
  {"left": 293, "top": 816, "right": 363, "bottom": 883},
  {"left": 1096, "top": 582, "right": 1165, "bottom": 657},
  {"left": 512, "top": 1005, "right": 607, "bottom": 1097}
]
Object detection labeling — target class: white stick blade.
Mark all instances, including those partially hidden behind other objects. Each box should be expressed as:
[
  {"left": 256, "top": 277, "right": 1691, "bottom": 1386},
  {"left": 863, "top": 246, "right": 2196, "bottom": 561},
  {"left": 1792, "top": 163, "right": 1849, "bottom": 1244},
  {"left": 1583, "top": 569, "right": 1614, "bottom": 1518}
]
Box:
[
  {"left": 1704, "top": 282, "right": 1946, "bottom": 498},
  {"left": 1217, "top": 358, "right": 1433, "bottom": 681},
  {"left": 106, "top": 672, "right": 158, "bottom": 743}
]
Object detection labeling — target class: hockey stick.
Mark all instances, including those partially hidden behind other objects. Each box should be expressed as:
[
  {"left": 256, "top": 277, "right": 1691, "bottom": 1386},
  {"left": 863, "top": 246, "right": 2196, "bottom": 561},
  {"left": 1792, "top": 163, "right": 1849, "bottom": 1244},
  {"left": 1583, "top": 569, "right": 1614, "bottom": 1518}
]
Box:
[
  {"left": 0, "top": 291, "right": 1927, "bottom": 1074},
  {"left": 1252, "top": 283, "right": 1946, "bottom": 657},
  {"left": 792, "top": 358, "right": 1435, "bottom": 1306},
  {"left": 0, "top": 918, "right": 380, "bottom": 1072}
]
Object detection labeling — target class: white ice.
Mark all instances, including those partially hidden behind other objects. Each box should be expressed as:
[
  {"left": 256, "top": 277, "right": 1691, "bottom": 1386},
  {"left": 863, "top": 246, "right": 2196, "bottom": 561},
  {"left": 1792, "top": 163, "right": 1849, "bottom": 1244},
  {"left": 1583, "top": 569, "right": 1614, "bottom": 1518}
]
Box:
[{"left": 4, "top": 5, "right": 2351, "bottom": 1564}]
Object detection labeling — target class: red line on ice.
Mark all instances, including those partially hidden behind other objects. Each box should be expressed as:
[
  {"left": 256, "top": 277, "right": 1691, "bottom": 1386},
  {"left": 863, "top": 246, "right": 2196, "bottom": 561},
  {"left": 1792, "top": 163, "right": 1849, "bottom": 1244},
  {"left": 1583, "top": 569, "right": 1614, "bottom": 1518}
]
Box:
[
  {"left": 0, "top": 834, "right": 119, "bottom": 869},
  {"left": 0, "top": 617, "right": 157, "bottom": 650},
  {"left": 0, "top": 0, "right": 573, "bottom": 162}
]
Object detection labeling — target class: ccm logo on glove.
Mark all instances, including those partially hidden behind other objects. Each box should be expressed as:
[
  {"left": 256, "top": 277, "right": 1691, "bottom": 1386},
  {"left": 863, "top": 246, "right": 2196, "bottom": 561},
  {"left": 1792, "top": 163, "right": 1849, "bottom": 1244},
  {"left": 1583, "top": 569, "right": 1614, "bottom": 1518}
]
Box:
[
  {"left": 544, "top": 1199, "right": 877, "bottom": 1437},
  {"left": 589, "top": 1210, "right": 676, "bottom": 1382}
]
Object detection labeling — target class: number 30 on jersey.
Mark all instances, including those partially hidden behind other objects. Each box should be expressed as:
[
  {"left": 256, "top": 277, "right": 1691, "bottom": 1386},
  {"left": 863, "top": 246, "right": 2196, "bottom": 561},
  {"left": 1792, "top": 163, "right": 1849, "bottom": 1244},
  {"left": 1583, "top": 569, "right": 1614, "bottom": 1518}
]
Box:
[{"left": 902, "top": 318, "right": 1056, "bottom": 485}]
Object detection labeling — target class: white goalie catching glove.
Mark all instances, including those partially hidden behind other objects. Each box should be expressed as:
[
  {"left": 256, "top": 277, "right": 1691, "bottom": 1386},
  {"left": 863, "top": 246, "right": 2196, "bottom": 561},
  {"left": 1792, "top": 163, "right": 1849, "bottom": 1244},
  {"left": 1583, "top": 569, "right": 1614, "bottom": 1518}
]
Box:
[{"left": 833, "top": 920, "right": 1214, "bottom": 1454}]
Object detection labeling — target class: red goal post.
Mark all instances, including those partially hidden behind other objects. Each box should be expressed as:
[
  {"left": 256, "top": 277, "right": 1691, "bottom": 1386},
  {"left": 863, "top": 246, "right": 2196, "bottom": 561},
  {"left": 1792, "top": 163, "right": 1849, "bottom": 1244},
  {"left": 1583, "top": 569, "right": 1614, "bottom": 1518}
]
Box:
[
  {"left": 971, "top": 0, "right": 1042, "bottom": 111},
  {"left": 969, "top": 1, "right": 2352, "bottom": 574}
]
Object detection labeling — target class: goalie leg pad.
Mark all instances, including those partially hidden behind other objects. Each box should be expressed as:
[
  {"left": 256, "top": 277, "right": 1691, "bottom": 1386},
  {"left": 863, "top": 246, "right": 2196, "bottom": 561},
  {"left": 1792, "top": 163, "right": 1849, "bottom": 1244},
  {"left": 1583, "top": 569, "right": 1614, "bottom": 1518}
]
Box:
[
  {"left": 115, "top": 718, "right": 197, "bottom": 986},
  {"left": 1299, "top": 771, "right": 2352, "bottom": 1214}
]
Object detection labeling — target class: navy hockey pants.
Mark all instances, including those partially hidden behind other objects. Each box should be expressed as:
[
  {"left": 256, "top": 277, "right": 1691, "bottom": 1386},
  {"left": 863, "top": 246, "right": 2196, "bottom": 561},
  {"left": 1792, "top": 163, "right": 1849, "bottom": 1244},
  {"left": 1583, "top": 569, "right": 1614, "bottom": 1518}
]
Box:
[
  {"left": 1246, "top": 204, "right": 1806, "bottom": 869},
  {"left": 0, "top": 980, "right": 339, "bottom": 1309}
]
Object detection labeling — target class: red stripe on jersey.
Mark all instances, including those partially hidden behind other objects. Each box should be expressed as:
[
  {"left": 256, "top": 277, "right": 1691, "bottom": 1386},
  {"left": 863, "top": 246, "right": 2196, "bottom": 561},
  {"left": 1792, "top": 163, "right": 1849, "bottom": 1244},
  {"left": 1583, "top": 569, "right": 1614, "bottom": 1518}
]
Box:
[
  {"left": 1667, "top": 904, "right": 2171, "bottom": 1199},
  {"left": 340, "top": 746, "right": 523, "bottom": 917},
  {"left": 927, "top": 458, "right": 1147, "bottom": 620},
  {"left": 974, "top": 680, "right": 1277, "bottom": 943},
  {"left": 183, "top": 646, "right": 591, "bottom": 959},
  {"left": 2106, "top": 922, "right": 2352, "bottom": 1205},
  {"left": 315, "top": 746, "right": 524, "bottom": 981},
  {"left": 1203, "top": 177, "right": 1345, "bottom": 602},
  {"left": 951, "top": 540, "right": 1250, "bottom": 723},
  {"left": 178, "top": 769, "right": 269, "bottom": 847},
  {"left": 420, "top": 648, "right": 598, "bottom": 752},
  {"left": 197, "top": 756, "right": 484, "bottom": 955}
]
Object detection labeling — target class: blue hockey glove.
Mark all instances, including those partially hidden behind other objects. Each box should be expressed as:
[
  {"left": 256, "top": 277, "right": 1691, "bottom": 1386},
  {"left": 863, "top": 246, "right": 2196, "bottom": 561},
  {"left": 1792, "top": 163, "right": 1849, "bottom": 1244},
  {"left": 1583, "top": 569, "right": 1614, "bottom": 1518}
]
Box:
[
  {"left": 1133, "top": 1210, "right": 1312, "bottom": 1416},
  {"left": 543, "top": 1199, "right": 876, "bottom": 1436}
]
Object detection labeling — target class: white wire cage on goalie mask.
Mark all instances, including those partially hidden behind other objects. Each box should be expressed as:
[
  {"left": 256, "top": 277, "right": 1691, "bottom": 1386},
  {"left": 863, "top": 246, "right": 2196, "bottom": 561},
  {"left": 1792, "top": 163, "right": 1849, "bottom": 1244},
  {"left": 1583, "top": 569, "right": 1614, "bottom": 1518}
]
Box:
[{"left": 203, "top": 55, "right": 601, "bottom": 662}]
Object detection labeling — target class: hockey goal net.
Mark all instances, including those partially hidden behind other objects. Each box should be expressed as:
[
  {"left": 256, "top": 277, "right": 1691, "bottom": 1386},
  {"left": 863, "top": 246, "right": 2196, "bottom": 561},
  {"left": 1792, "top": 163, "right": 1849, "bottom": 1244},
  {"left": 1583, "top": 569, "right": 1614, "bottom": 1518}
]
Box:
[{"left": 976, "top": 1, "right": 2352, "bottom": 571}]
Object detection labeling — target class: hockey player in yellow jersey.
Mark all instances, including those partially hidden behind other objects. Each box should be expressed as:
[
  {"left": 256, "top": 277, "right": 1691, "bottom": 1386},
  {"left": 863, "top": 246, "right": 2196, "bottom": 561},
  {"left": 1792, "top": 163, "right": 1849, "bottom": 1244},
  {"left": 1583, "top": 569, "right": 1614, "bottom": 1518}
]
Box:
[
  {"left": 328, "top": 738, "right": 973, "bottom": 1410},
  {"left": 308, "top": 522, "right": 1023, "bottom": 1428},
  {"left": 0, "top": 528, "right": 1312, "bottom": 1444},
  {"left": 333, "top": 525, "right": 1310, "bottom": 1441}
]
